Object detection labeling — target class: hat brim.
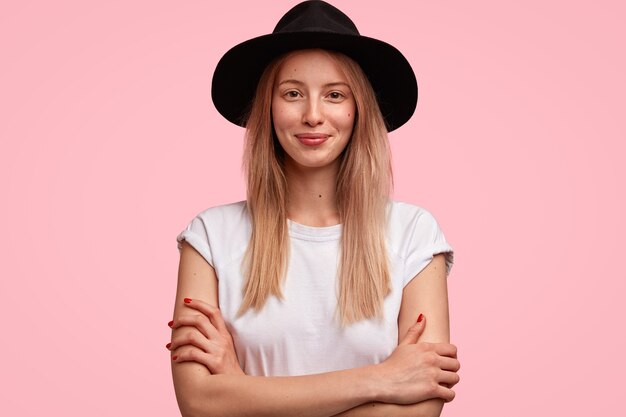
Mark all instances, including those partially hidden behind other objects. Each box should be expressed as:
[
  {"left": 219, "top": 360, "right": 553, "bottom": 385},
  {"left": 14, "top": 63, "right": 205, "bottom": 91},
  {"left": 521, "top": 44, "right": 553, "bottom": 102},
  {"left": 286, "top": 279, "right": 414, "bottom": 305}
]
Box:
[{"left": 211, "top": 31, "right": 417, "bottom": 132}]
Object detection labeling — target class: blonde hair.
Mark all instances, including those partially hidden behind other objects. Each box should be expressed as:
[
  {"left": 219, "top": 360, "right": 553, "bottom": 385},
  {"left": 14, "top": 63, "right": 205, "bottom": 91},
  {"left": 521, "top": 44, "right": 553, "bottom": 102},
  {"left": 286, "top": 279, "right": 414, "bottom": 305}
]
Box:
[{"left": 240, "top": 50, "right": 392, "bottom": 324}]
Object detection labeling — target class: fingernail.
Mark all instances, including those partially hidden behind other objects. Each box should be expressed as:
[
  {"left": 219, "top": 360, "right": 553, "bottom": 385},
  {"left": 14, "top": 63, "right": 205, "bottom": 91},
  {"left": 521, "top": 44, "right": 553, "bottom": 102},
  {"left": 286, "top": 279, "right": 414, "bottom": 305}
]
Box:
[
  {"left": 166, "top": 342, "right": 171, "bottom": 349},
  {"left": 184, "top": 298, "right": 192, "bottom": 304},
  {"left": 172, "top": 355, "right": 178, "bottom": 361},
  {"left": 417, "top": 313, "right": 424, "bottom": 323},
  {"left": 168, "top": 320, "right": 174, "bottom": 327}
]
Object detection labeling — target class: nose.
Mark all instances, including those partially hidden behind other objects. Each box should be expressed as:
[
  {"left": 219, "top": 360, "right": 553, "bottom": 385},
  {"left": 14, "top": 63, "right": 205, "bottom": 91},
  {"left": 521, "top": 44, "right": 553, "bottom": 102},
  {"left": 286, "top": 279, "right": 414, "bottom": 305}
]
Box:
[{"left": 302, "top": 98, "right": 324, "bottom": 126}]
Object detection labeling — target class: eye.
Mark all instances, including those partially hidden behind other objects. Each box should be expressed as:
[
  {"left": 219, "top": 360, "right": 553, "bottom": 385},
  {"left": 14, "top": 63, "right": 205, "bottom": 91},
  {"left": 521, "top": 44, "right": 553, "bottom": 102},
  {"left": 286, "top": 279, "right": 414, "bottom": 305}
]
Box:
[
  {"left": 328, "top": 91, "right": 344, "bottom": 100},
  {"left": 284, "top": 90, "right": 302, "bottom": 99}
]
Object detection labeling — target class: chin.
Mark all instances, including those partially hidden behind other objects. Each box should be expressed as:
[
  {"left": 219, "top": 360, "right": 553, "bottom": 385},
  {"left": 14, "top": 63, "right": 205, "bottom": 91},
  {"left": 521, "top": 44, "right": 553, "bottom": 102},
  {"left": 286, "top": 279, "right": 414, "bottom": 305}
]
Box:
[{"left": 287, "top": 154, "right": 339, "bottom": 170}]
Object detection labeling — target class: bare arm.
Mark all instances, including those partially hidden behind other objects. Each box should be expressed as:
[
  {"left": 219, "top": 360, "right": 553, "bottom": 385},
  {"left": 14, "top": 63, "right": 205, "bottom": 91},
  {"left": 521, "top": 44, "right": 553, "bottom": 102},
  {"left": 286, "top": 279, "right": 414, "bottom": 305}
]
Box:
[
  {"left": 327, "top": 254, "right": 459, "bottom": 417},
  {"left": 395, "top": 253, "right": 457, "bottom": 417},
  {"left": 171, "top": 242, "right": 457, "bottom": 417}
]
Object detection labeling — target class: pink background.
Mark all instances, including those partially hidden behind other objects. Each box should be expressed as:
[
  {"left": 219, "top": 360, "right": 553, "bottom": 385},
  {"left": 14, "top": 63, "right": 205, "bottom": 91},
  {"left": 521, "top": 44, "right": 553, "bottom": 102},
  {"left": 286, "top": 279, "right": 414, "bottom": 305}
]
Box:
[{"left": 1, "top": 0, "right": 624, "bottom": 415}]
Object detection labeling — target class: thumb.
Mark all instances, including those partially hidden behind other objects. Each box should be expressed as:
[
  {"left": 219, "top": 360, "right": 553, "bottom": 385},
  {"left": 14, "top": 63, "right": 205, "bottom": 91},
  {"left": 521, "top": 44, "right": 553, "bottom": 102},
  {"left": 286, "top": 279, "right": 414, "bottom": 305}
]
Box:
[{"left": 399, "top": 313, "right": 425, "bottom": 346}]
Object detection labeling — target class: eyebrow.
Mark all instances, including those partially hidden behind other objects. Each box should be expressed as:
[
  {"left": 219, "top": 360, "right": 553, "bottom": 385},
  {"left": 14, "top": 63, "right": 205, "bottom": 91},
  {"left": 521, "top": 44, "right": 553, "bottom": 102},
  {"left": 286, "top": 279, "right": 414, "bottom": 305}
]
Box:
[{"left": 277, "top": 79, "right": 350, "bottom": 88}]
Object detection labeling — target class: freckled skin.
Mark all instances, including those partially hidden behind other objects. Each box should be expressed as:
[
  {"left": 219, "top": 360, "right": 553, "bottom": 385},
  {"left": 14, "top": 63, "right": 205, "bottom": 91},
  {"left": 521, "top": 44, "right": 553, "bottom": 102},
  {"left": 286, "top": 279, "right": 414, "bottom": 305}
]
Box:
[{"left": 272, "top": 50, "right": 356, "bottom": 171}]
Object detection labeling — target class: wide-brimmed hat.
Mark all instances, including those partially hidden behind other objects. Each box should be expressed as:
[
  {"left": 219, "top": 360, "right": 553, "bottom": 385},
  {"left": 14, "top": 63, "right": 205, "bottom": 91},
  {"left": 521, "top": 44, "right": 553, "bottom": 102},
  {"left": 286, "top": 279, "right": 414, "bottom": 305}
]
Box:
[{"left": 211, "top": 0, "right": 418, "bottom": 132}]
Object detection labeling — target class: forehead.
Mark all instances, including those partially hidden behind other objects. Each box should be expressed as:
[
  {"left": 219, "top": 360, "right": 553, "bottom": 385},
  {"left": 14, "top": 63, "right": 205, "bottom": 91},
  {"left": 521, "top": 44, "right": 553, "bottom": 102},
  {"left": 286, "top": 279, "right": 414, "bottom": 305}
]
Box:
[{"left": 275, "top": 49, "right": 349, "bottom": 83}]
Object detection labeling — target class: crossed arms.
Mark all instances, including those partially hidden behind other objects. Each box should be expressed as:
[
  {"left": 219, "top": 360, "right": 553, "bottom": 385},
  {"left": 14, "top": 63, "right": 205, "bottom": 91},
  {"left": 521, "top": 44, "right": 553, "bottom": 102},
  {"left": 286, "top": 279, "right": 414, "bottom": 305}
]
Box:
[{"left": 169, "top": 241, "right": 460, "bottom": 417}]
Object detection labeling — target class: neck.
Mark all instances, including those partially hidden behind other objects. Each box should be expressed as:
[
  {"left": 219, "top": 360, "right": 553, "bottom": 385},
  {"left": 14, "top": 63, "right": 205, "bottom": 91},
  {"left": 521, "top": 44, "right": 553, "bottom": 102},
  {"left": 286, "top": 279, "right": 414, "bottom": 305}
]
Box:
[{"left": 284, "top": 159, "right": 341, "bottom": 227}]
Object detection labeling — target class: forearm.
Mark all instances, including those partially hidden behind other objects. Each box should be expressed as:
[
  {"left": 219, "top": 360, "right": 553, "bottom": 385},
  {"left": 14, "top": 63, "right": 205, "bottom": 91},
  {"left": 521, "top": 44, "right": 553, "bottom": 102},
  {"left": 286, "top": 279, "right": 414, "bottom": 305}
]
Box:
[
  {"left": 331, "top": 398, "right": 444, "bottom": 417},
  {"left": 173, "top": 361, "right": 379, "bottom": 417}
]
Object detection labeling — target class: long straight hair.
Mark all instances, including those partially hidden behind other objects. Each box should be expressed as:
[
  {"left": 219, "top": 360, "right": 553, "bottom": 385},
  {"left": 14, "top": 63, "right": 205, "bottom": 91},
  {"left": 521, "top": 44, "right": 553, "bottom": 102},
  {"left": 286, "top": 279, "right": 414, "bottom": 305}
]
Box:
[{"left": 240, "top": 50, "right": 392, "bottom": 324}]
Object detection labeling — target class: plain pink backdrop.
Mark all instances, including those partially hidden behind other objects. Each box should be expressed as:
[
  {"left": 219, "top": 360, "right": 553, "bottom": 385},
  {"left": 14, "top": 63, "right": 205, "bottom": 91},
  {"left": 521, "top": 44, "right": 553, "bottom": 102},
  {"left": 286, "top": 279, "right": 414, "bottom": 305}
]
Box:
[{"left": 1, "top": 0, "right": 624, "bottom": 415}]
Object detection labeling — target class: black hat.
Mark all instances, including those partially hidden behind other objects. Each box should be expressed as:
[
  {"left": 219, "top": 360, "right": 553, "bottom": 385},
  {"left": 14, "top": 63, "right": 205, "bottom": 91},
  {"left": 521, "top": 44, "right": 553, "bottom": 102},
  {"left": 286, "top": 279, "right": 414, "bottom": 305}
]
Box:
[{"left": 211, "top": 0, "right": 418, "bottom": 132}]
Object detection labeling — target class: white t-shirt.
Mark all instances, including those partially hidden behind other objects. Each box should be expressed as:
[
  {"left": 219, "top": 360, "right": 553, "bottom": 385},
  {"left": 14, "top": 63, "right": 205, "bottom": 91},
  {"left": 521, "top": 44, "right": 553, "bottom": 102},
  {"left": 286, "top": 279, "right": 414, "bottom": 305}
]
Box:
[{"left": 176, "top": 200, "right": 453, "bottom": 376}]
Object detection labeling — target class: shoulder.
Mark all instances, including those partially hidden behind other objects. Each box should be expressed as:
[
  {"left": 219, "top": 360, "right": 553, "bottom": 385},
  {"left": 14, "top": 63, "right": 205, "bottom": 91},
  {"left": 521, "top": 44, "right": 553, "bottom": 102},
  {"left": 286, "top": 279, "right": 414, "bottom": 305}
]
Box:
[
  {"left": 193, "top": 200, "right": 249, "bottom": 226},
  {"left": 387, "top": 200, "right": 441, "bottom": 232},
  {"left": 386, "top": 199, "right": 451, "bottom": 254},
  {"left": 177, "top": 201, "right": 250, "bottom": 268},
  {"left": 387, "top": 199, "right": 454, "bottom": 279},
  {"left": 187, "top": 200, "right": 251, "bottom": 245}
]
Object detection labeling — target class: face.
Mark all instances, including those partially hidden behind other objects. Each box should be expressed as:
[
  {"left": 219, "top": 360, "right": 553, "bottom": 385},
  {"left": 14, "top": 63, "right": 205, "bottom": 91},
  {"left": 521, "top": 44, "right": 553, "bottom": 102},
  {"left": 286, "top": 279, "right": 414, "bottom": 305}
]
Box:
[{"left": 272, "top": 49, "right": 356, "bottom": 171}]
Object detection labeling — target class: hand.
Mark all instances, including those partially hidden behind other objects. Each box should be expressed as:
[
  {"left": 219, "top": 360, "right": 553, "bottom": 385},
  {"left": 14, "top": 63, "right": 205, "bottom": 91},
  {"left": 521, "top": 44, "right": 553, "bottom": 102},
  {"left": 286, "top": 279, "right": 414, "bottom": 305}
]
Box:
[
  {"left": 374, "top": 315, "right": 460, "bottom": 405},
  {"left": 167, "top": 298, "right": 244, "bottom": 375}
]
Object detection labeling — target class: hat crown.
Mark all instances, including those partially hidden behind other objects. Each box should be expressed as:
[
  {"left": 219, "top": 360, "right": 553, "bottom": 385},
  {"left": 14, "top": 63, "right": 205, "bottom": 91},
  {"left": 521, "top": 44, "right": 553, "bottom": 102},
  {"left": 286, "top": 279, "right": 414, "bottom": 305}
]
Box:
[{"left": 273, "top": 0, "right": 360, "bottom": 35}]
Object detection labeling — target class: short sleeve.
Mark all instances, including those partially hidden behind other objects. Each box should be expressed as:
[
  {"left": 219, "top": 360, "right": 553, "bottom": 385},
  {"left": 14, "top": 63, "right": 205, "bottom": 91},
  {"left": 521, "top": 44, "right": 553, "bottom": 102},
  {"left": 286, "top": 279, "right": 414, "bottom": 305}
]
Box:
[
  {"left": 176, "top": 215, "right": 214, "bottom": 267},
  {"left": 403, "top": 209, "right": 454, "bottom": 287}
]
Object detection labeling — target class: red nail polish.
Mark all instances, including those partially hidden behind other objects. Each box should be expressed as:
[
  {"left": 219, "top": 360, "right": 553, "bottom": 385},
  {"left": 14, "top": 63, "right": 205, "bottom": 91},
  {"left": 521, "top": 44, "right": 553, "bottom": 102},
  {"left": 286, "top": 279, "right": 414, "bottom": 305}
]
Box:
[
  {"left": 166, "top": 342, "right": 171, "bottom": 349},
  {"left": 172, "top": 355, "right": 178, "bottom": 361},
  {"left": 417, "top": 313, "right": 424, "bottom": 323},
  {"left": 184, "top": 298, "right": 192, "bottom": 303},
  {"left": 168, "top": 320, "right": 174, "bottom": 327}
]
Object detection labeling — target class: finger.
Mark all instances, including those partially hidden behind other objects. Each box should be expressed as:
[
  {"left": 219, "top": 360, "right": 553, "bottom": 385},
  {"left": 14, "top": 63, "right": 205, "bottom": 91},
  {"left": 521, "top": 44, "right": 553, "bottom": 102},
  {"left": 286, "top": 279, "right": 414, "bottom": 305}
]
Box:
[
  {"left": 433, "top": 342, "right": 458, "bottom": 359},
  {"left": 399, "top": 313, "right": 425, "bottom": 346},
  {"left": 438, "top": 370, "right": 461, "bottom": 388},
  {"left": 171, "top": 345, "right": 214, "bottom": 371},
  {"left": 438, "top": 355, "right": 461, "bottom": 372},
  {"left": 171, "top": 314, "right": 221, "bottom": 341},
  {"left": 172, "top": 345, "right": 232, "bottom": 375},
  {"left": 169, "top": 327, "right": 214, "bottom": 352},
  {"left": 435, "top": 385, "right": 456, "bottom": 403},
  {"left": 183, "top": 298, "right": 229, "bottom": 334}
]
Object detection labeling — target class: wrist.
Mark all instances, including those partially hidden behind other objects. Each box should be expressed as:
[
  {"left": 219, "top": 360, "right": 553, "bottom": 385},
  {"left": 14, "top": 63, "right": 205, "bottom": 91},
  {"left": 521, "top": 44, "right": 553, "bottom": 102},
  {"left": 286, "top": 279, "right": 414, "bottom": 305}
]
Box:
[{"left": 357, "top": 364, "right": 385, "bottom": 403}]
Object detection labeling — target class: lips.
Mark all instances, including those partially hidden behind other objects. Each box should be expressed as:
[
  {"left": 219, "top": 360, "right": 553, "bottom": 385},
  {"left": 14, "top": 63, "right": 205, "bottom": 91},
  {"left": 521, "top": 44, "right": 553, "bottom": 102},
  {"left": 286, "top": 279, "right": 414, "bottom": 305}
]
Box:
[{"left": 295, "top": 133, "right": 329, "bottom": 146}]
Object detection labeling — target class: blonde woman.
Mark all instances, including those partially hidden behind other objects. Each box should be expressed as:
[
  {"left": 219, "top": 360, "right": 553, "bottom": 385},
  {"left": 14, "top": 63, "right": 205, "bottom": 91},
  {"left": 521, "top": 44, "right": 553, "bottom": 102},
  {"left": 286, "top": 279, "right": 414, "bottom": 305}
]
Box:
[{"left": 168, "top": 1, "right": 460, "bottom": 416}]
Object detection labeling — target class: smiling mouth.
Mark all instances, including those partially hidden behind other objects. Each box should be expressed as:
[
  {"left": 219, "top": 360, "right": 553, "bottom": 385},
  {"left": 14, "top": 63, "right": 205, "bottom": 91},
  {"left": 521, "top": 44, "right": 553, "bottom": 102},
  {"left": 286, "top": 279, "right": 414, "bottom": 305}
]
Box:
[{"left": 295, "top": 133, "right": 329, "bottom": 146}]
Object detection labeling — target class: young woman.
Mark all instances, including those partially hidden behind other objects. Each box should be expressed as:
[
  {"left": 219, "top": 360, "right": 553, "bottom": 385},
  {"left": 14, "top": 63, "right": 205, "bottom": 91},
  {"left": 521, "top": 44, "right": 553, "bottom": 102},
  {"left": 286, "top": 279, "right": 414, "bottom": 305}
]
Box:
[{"left": 168, "top": 2, "right": 460, "bottom": 416}]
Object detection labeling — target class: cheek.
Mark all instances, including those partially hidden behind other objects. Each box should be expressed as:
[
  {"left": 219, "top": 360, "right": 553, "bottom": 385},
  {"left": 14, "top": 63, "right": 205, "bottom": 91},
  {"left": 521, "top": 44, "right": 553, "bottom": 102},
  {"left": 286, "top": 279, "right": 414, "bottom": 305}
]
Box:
[
  {"left": 272, "top": 103, "right": 296, "bottom": 131},
  {"left": 330, "top": 106, "right": 355, "bottom": 129},
  {"left": 346, "top": 102, "right": 356, "bottom": 123},
  {"left": 344, "top": 108, "right": 356, "bottom": 129},
  {"left": 271, "top": 104, "right": 290, "bottom": 149},
  {"left": 271, "top": 101, "right": 281, "bottom": 125}
]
